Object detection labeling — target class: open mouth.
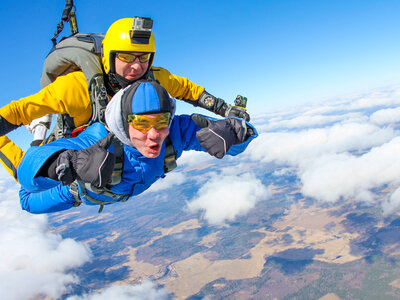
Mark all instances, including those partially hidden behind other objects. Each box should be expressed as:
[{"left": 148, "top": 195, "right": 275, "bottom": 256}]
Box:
[{"left": 148, "top": 144, "right": 160, "bottom": 152}]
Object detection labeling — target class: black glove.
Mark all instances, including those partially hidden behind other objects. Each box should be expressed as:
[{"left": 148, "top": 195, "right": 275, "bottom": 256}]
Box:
[
  {"left": 192, "top": 114, "right": 251, "bottom": 159},
  {"left": 47, "top": 134, "right": 115, "bottom": 188},
  {"left": 0, "top": 115, "right": 21, "bottom": 136},
  {"left": 195, "top": 91, "right": 251, "bottom": 122}
]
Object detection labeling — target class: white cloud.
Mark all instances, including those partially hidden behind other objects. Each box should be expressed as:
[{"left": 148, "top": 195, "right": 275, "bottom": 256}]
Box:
[
  {"left": 299, "top": 136, "right": 400, "bottom": 203},
  {"left": 370, "top": 107, "right": 400, "bottom": 125},
  {"left": 382, "top": 187, "right": 400, "bottom": 215},
  {"left": 187, "top": 172, "right": 270, "bottom": 226},
  {"left": 66, "top": 280, "right": 168, "bottom": 300},
  {"left": 0, "top": 174, "right": 92, "bottom": 300},
  {"left": 145, "top": 171, "right": 186, "bottom": 193},
  {"left": 176, "top": 150, "right": 214, "bottom": 167},
  {"left": 248, "top": 121, "right": 395, "bottom": 167}
]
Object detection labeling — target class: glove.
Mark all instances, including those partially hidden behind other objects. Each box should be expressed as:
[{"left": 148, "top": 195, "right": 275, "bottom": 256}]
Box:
[
  {"left": 53, "top": 134, "right": 115, "bottom": 188},
  {"left": 225, "top": 105, "right": 250, "bottom": 121},
  {"left": 192, "top": 114, "right": 250, "bottom": 159},
  {"left": 0, "top": 115, "right": 21, "bottom": 136}
]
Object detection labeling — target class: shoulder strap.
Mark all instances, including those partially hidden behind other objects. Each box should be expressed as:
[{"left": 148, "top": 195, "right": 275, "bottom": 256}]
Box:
[
  {"left": 164, "top": 136, "right": 177, "bottom": 173},
  {"left": 88, "top": 74, "right": 109, "bottom": 125}
]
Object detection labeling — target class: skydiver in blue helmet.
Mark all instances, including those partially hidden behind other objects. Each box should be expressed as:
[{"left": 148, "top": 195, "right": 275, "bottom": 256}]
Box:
[{"left": 17, "top": 80, "right": 258, "bottom": 214}]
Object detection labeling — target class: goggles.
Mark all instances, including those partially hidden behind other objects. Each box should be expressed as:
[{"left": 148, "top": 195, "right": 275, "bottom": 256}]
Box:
[
  {"left": 116, "top": 52, "right": 151, "bottom": 63},
  {"left": 127, "top": 112, "right": 171, "bottom": 133}
]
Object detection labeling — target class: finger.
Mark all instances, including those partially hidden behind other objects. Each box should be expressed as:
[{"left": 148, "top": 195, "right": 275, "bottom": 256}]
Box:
[
  {"left": 191, "top": 114, "right": 211, "bottom": 128},
  {"left": 96, "top": 133, "right": 115, "bottom": 150}
]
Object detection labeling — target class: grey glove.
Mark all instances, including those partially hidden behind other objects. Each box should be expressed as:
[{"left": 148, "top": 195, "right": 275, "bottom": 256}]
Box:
[
  {"left": 192, "top": 114, "right": 250, "bottom": 159},
  {"left": 225, "top": 105, "right": 250, "bottom": 121},
  {"left": 53, "top": 134, "right": 115, "bottom": 188}
]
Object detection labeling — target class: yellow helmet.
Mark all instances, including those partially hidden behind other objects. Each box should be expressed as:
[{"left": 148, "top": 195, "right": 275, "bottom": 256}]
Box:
[{"left": 102, "top": 17, "right": 156, "bottom": 74}]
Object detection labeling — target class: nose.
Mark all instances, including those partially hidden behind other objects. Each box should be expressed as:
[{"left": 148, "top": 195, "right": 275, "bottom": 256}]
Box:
[
  {"left": 147, "top": 127, "right": 160, "bottom": 139},
  {"left": 129, "top": 58, "right": 141, "bottom": 69}
]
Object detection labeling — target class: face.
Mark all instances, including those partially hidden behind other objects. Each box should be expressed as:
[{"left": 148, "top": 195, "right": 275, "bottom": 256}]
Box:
[
  {"left": 128, "top": 114, "right": 170, "bottom": 158},
  {"left": 114, "top": 52, "right": 150, "bottom": 80}
]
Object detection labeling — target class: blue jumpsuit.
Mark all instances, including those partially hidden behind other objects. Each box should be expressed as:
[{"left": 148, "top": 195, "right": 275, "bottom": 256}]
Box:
[{"left": 17, "top": 115, "right": 257, "bottom": 214}]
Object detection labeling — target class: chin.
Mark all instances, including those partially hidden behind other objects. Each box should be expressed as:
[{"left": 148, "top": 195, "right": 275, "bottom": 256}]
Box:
[
  {"left": 143, "top": 149, "right": 161, "bottom": 158},
  {"left": 145, "top": 153, "right": 160, "bottom": 158}
]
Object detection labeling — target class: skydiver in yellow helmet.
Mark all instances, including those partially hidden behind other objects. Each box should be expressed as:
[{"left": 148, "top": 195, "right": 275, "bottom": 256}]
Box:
[
  {"left": 0, "top": 17, "right": 250, "bottom": 179},
  {"left": 102, "top": 17, "right": 157, "bottom": 91}
]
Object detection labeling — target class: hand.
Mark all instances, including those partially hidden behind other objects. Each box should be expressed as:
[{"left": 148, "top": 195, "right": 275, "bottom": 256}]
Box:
[
  {"left": 192, "top": 114, "right": 250, "bottom": 159},
  {"left": 225, "top": 105, "right": 250, "bottom": 122},
  {"left": 55, "top": 134, "right": 115, "bottom": 187}
]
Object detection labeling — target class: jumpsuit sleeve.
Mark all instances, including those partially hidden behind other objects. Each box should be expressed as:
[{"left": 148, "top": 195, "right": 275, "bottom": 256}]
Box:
[
  {"left": 17, "top": 144, "right": 78, "bottom": 214},
  {"left": 0, "top": 135, "right": 25, "bottom": 180},
  {"left": 0, "top": 71, "right": 92, "bottom": 127},
  {"left": 152, "top": 66, "right": 205, "bottom": 102},
  {"left": 19, "top": 184, "right": 76, "bottom": 214}
]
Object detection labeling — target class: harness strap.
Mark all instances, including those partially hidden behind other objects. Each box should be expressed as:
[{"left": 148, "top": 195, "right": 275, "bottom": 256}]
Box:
[
  {"left": 51, "top": 0, "right": 78, "bottom": 46},
  {"left": 89, "top": 75, "right": 109, "bottom": 125},
  {"left": 164, "top": 136, "right": 177, "bottom": 173},
  {"left": 70, "top": 180, "right": 130, "bottom": 213},
  {"left": 110, "top": 137, "right": 124, "bottom": 185}
]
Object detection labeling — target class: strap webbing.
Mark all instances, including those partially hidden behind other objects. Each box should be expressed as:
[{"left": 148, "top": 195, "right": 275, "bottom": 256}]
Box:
[
  {"left": 164, "top": 136, "right": 177, "bottom": 173},
  {"left": 51, "top": 0, "right": 77, "bottom": 46}
]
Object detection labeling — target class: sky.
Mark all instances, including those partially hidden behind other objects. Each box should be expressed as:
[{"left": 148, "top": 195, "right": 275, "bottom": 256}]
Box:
[
  {"left": 2, "top": 0, "right": 400, "bottom": 147},
  {"left": 2, "top": 1, "right": 400, "bottom": 298}
]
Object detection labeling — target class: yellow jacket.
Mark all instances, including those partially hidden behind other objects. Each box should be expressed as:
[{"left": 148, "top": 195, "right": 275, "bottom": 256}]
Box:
[
  {"left": 0, "top": 66, "right": 205, "bottom": 128},
  {"left": 0, "top": 67, "right": 205, "bottom": 178}
]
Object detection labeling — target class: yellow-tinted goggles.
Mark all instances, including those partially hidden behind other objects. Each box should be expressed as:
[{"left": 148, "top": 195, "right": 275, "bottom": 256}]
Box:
[
  {"left": 127, "top": 112, "right": 171, "bottom": 133},
  {"left": 116, "top": 52, "right": 151, "bottom": 63}
]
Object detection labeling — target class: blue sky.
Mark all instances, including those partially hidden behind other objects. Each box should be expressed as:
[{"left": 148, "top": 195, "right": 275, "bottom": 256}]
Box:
[{"left": 2, "top": 0, "right": 400, "bottom": 146}]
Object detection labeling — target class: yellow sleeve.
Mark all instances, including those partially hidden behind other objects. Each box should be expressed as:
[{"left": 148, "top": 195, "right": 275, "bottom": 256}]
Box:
[
  {"left": 152, "top": 66, "right": 205, "bottom": 102},
  {"left": 0, "top": 71, "right": 92, "bottom": 127},
  {"left": 0, "top": 136, "right": 24, "bottom": 180}
]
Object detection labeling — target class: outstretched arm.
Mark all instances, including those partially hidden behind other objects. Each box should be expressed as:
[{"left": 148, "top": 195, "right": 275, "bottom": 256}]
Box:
[
  {"left": 152, "top": 67, "right": 250, "bottom": 121},
  {"left": 0, "top": 71, "right": 91, "bottom": 136}
]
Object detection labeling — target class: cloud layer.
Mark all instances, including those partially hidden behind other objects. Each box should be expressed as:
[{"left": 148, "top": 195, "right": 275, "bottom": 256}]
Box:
[
  {"left": 246, "top": 85, "right": 400, "bottom": 213},
  {"left": 0, "top": 171, "right": 92, "bottom": 300}
]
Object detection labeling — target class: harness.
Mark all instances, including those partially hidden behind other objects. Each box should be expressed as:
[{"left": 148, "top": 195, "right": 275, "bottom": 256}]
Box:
[{"left": 69, "top": 133, "right": 176, "bottom": 213}]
